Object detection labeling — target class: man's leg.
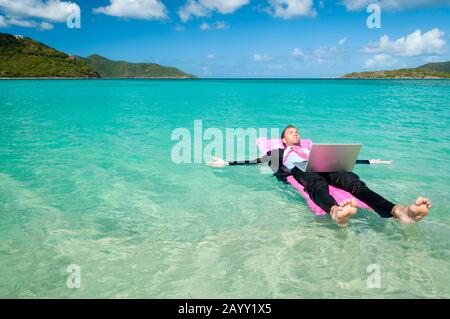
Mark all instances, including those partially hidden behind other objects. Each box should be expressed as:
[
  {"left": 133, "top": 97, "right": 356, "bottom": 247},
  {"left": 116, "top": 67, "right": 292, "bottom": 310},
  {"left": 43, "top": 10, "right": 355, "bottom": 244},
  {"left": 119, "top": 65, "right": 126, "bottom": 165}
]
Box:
[
  {"left": 323, "top": 172, "right": 396, "bottom": 218},
  {"left": 324, "top": 172, "right": 431, "bottom": 222},
  {"left": 291, "top": 167, "right": 357, "bottom": 224},
  {"left": 292, "top": 167, "right": 337, "bottom": 213}
]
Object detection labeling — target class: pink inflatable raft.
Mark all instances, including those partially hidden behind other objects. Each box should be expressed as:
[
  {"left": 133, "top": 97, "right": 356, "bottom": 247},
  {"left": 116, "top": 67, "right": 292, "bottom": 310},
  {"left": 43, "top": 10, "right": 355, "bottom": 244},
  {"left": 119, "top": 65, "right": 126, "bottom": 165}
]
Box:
[{"left": 256, "top": 137, "right": 373, "bottom": 216}]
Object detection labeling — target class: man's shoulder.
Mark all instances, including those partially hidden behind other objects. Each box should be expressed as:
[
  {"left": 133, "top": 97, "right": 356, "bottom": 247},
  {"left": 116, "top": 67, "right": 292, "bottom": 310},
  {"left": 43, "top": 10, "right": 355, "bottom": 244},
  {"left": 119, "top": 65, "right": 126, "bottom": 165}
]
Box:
[{"left": 267, "top": 148, "right": 284, "bottom": 156}]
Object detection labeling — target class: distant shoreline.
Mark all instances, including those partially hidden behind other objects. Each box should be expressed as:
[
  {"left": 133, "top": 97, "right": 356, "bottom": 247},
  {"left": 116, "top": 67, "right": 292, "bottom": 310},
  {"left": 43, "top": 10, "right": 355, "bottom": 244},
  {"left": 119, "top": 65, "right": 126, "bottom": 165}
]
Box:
[
  {"left": 339, "top": 76, "right": 450, "bottom": 80},
  {"left": 0, "top": 76, "right": 195, "bottom": 80},
  {"left": 1, "top": 77, "right": 449, "bottom": 80}
]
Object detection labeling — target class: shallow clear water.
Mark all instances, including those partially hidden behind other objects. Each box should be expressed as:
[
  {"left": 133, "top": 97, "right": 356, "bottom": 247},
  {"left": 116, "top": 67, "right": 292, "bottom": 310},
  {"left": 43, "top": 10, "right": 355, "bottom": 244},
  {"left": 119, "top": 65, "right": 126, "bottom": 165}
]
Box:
[{"left": 0, "top": 79, "right": 449, "bottom": 298}]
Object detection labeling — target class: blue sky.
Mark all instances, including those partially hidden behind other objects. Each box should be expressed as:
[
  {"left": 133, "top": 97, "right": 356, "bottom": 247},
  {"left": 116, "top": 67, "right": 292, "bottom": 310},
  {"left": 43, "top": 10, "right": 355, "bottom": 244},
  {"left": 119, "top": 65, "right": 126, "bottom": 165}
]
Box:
[{"left": 1, "top": 0, "right": 449, "bottom": 77}]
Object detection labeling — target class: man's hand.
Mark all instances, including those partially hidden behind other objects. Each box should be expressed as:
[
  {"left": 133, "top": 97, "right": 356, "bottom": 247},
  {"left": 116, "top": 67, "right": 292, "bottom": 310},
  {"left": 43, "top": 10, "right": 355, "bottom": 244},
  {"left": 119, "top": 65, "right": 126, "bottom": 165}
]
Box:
[
  {"left": 206, "top": 156, "right": 229, "bottom": 167},
  {"left": 369, "top": 158, "right": 393, "bottom": 165}
]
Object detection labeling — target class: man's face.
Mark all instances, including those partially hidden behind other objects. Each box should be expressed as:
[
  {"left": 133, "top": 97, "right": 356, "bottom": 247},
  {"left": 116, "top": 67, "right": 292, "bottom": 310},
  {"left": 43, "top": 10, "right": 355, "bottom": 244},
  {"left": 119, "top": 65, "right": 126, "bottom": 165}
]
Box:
[{"left": 282, "top": 127, "right": 300, "bottom": 146}]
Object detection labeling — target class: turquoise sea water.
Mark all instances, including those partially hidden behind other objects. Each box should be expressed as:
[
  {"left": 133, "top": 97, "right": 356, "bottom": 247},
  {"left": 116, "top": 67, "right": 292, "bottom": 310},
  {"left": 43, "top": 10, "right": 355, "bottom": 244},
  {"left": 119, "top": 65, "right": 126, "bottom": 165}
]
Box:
[{"left": 0, "top": 79, "right": 449, "bottom": 298}]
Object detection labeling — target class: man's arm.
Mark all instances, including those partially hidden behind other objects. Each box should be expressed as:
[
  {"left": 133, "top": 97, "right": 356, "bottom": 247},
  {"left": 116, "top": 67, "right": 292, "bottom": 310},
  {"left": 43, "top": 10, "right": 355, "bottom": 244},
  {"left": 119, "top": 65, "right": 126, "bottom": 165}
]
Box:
[
  {"left": 356, "top": 159, "right": 393, "bottom": 165},
  {"left": 206, "top": 152, "right": 271, "bottom": 167},
  {"left": 228, "top": 153, "right": 271, "bottom": 165}
]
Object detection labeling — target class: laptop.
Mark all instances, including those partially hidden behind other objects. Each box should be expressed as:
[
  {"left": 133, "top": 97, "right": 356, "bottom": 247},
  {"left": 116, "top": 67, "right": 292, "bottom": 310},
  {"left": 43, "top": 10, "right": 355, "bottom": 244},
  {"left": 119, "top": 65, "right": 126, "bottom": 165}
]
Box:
[{"left": 294, "top": 144, "right": 362, "bottom": 173}]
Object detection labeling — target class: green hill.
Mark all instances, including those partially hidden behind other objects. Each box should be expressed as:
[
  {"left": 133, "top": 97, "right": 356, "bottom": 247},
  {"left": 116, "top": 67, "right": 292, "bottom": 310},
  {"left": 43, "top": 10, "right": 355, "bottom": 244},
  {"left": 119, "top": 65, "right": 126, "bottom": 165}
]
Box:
[
  {"left": 417, "top": 61, "right": 450, "bottom": 73},
  {"left": 0, "top": 33, "right": 99, "bottom": 78},
  {"left": 342, "top": 61, "right": 450, "bottom": 79},
  {"left": 82, "top": 54, "right": 194, "bottom": 78},
  {"left": 0, "top": 32, "right": 194, "bottom": 79}
]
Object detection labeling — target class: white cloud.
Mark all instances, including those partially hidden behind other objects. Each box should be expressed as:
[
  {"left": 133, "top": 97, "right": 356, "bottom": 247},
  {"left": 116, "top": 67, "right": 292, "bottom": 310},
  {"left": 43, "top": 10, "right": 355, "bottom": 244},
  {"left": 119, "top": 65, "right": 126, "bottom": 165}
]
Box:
[
  {"left": 0, "top": 15, "right": 7, "bottom": 27},
  {"left": 364, "top": 53, "right": 398, "bottom": 68},
  {"left": 0, "top": 15, "right": 54, "bottom": 29},
  {"left": 39, "top": 21, "right": 53, "bottom": 30},
  {"left": 342, "top": 0, "right": 450, "bottom": 11},
  {"left": 200, "top": 21, "right": 210, "bottom": 30},
  {"left": 93, "top": 0, "right": 168, "bottom": 20},
  {"left": 201, "top": 0, "right": 250, "bottom": 13},
  {"left": 267, "top": 0, "right": 316, "bottom": 19},
  {"left": 5, "top": 17, "right": 35, "bottom": 27},
  {"left": 311, "top": 37, "right": 347, "bottom": 64},
  {"left": 200, "top": 20, "right": 228, "bottom": 30},
  {"left": 292, "top": 48, "right": 307, "bottom": 60},
  {"left": 215, "top": 20, "right": 228, "bottom": 29},
  {"left": 178, "top": 0, "right": 249, "bottom": 22},
  {"left": 338, "top": 37, "right": 347, "bottom": 46},
  {"left": 0, "top": 16, "right": 53, "bottom": 30},
  {"left": 178, "top": 0, "right": 209, "bottom": 21},
  {"left": 207, "top": 54, "right": 215, "bottom": 59},
  {"left": 0, "top": 0, "right": 78, "bottom": 22},
  {"left": 253, "top": 54, "right": 271, "bottom": 61},
  {"left": 363, "top": 29, "right": 447, "bottom": 56}
]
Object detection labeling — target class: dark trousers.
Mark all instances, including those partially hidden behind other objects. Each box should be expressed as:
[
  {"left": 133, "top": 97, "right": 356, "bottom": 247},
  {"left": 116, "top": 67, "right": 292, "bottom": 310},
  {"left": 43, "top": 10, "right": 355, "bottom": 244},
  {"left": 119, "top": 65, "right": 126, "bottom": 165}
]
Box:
[{"left": 291, "top": 167, "right": 395, "bottom": 218}]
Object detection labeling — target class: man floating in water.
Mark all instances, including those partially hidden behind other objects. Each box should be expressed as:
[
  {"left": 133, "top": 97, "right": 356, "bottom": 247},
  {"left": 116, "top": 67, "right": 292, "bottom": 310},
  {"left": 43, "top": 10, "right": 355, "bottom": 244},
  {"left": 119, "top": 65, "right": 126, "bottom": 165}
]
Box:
[{"left": 207, "top": 125, "right": 431, "bottom": 225}]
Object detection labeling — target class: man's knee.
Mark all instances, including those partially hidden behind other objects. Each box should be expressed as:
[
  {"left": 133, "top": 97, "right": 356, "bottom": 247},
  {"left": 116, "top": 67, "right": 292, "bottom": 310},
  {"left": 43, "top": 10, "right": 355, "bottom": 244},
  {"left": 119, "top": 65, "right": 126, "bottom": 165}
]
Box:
[
  {"left": 303, "top": 173, "right": 329, "bottom": 193},
  {"left": 297, "top": 172, "right": 324, "bottom": 183},
  {"left": 343, "top": 172, "right": 367, "bottom": 194},
  {"left": 293, "top": 170, "right": 324, "bottom": 184}
]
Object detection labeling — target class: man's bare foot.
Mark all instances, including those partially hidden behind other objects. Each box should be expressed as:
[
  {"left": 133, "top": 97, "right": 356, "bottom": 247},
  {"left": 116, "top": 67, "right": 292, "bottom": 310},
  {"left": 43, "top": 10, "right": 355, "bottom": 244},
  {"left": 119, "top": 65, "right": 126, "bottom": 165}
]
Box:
[
  {"left": 330, "top": 199, "right": 358, "bottom": 225},
  {"left": 391, "top": 196, "right": 431, "bottom": 224}
]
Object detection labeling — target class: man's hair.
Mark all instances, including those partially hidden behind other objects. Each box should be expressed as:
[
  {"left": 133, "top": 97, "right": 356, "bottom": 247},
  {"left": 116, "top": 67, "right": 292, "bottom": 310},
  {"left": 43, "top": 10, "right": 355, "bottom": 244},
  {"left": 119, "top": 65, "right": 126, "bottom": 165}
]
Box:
[{"left": 281, "top": 125, "right": 297, "bottom": 141}]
